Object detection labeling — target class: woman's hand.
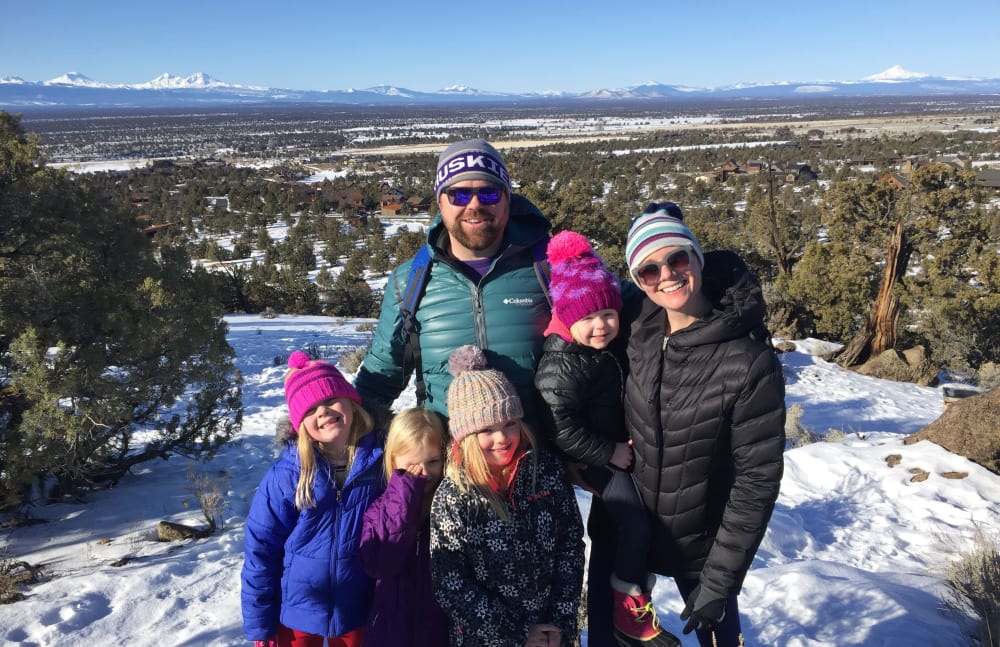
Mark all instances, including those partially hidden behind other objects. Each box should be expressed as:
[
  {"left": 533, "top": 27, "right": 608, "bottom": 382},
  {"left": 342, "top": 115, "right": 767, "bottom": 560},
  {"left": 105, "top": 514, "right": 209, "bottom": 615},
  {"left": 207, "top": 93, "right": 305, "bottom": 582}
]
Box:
[{"left": 609, "top": 440, "right": 634, "bottom": 470}]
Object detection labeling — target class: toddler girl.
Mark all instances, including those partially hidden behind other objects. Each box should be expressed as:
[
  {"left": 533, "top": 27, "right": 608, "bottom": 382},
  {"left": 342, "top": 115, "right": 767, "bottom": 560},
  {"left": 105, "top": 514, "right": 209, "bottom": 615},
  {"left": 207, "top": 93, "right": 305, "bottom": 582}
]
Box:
[{"left": 535, "top": 231, "right": 678, "bottom": 647}]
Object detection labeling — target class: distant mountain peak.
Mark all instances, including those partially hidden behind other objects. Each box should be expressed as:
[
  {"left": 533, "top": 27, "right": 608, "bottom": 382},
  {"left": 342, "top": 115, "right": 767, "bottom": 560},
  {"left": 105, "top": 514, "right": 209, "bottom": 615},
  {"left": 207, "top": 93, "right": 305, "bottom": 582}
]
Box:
[
  {"left": 44, "top": 72, "right": 113, "bottom": 87},
  {"left": 864, "top": 65, "right": 929, "bottom": 82},
  {"left": 135, "top": 72, "right": 221, "bottom": 89}
]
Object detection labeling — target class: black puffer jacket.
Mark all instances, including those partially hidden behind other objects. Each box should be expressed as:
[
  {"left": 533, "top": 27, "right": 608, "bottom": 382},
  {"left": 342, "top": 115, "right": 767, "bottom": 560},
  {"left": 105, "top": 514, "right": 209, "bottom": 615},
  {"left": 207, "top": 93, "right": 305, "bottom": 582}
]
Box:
[
  {"left": 624, "top": 249, "right": 785, "bottom": 602},
  {"left": 534, "top": 335, "right": 628, "bottom": 466}
]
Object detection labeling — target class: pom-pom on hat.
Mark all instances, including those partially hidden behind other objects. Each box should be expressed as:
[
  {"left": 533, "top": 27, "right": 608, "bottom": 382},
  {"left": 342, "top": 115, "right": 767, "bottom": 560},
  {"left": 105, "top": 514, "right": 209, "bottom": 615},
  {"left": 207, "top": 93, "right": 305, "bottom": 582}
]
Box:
[
  {"left": 434, "top": 139, "right": 512, "bottom": 199},
  {"left": 547, "top": 230, "right": 622, "bottom": 327},
  {"left": 446, "top": 345, "right": 523, "bottom": 443},
  {"left": 284, "top": 350, "right": 361, "bottom": 431},
  {"left": 625, "top": 202, "right": 705, "bottom": 283}
]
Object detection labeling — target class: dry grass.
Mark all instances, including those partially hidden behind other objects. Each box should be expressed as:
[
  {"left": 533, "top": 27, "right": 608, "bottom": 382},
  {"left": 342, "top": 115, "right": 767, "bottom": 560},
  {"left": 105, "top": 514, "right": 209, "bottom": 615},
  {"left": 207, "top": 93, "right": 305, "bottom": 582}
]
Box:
[{"left": 943, "top": 528, "right": 1000, "bottom": 646}]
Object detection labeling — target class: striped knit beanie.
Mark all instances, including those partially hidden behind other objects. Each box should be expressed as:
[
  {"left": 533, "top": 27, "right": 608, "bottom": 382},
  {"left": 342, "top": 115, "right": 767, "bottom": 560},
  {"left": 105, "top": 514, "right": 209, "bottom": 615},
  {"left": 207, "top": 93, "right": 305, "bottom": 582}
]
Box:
[
  {"left": 284, "top": 350, "right": 361, "bottom": 431},
  {"left": 547, "top": 230, "right": 622, "bottom": 327},
  {"left": 446, "top": 345, "right": 523, "bottom": 443},
  {"left": 625, "top": 202, "right": 705, "bottom": 282},
  {"left": 434, "top": 139, "right": 512, "bottom": 199}
]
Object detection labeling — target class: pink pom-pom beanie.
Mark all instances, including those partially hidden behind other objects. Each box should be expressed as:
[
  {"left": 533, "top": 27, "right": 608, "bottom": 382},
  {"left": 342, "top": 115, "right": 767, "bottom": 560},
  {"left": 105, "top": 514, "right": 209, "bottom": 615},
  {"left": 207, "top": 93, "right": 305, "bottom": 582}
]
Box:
[
  {"left": 547, "top": 230, "right": 623, "bottom": 327},
  {"left": 446, "top": 345, "right": 523, "bottom": 443},
  {"left": 284, "top": 350, "right": 361, "bottom": 430}
]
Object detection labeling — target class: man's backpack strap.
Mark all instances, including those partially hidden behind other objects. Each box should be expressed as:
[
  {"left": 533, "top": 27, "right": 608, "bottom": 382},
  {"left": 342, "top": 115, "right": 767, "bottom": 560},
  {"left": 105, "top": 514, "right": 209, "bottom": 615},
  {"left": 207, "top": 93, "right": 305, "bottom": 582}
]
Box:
[
  {"left": 400, "top": 246, "right": 433, "bottom": 405},
  {"left": 530, "top": 238, "right": 552, "bottom": 308}
]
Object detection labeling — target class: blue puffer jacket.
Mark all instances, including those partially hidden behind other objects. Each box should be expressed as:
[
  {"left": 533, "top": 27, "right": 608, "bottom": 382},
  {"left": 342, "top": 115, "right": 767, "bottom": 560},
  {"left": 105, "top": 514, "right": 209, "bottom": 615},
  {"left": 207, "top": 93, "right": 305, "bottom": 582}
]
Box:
[
  {"left": 241, "top": 432, "right": 384, "bottom": 640},
  {"left": 355, "top": 194, "right": 551, "bottom": 426}
]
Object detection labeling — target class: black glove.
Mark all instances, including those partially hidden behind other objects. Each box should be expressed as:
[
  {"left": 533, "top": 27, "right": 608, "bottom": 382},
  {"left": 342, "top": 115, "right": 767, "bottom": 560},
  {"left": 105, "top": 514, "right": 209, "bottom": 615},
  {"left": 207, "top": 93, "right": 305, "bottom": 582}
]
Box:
[{"left": 680, "top": 584, "right": 727, "bottom": 635}]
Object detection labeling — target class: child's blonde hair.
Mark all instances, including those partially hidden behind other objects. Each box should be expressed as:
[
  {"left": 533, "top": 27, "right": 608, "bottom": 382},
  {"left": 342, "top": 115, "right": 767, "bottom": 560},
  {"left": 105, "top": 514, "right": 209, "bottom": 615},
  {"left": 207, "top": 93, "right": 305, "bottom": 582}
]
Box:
[
  {"left": 294, "top": 401, "right": 373, "bottom": 510},
  {"left": 384, "top": 407, "right": 447, "bottom": 483},
  {"left": 445, "top": 419, "right": 538, "bottom": 520}
]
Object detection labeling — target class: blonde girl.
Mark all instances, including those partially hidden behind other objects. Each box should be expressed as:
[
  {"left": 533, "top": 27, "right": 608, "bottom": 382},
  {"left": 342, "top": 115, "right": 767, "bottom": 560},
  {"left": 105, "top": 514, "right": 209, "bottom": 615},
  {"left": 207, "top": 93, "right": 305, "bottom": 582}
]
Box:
[
  {"left": 430, "top": 345, "right": 585, "bottom": 647},
  {"left": 242, "top": 350, "right": 384, "bottom": 647},
  {"left": 360, "top": 407, "right": 449, "bottom": 647}
]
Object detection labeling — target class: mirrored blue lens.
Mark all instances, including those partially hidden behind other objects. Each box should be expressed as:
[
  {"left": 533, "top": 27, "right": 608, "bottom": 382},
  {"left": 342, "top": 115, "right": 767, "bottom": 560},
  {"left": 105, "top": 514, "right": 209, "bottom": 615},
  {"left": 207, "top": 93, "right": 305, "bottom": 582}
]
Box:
[{"left": 446, "top": 186, "right": 502, "bottom": 206}]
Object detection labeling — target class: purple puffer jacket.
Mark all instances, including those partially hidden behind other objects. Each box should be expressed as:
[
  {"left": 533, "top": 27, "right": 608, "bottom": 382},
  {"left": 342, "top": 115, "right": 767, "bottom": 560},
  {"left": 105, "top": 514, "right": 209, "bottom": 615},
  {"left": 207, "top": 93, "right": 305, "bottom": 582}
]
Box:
[{"left": 359, "top": 471, "right": 449, "bottom": 647}]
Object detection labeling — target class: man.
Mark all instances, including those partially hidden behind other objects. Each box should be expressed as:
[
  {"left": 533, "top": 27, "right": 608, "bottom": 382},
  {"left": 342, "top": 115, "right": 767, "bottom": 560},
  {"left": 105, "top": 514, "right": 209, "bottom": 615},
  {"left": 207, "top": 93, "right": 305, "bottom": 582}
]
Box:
[
  {"left": 356, "top": 139, "right": 622, "bottom": 647},
  {"left": 354, "top": 139, "right": 551, "bottom": 429}
]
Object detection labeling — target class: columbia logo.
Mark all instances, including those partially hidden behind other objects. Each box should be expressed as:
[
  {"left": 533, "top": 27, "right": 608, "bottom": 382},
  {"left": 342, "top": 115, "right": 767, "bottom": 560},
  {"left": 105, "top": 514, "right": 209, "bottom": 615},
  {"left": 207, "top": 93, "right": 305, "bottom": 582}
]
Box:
[{"left": 503, "top": 297, "right": 534, "bottom": 306}]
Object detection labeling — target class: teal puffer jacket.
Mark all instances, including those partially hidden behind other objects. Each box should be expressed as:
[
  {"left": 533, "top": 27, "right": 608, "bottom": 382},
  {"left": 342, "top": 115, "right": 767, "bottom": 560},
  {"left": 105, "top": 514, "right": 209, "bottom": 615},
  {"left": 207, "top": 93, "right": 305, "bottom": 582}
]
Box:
[{"left": 355, "top": 194, "right": 551, "bottom": 426}]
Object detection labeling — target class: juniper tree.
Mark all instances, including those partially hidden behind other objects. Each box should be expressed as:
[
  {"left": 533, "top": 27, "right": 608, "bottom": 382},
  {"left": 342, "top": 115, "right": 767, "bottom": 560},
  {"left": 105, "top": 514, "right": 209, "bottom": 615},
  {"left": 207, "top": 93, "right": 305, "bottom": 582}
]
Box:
[{"left": 0, "top": 112, "right": 243, "bottom": 509}]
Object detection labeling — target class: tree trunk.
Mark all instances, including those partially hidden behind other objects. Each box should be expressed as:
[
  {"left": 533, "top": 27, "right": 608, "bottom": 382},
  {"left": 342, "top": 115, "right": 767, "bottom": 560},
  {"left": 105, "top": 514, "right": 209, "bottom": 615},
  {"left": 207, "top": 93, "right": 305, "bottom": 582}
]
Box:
[{"left": 838, "top": 217, "right": 911, "bottom": 367}]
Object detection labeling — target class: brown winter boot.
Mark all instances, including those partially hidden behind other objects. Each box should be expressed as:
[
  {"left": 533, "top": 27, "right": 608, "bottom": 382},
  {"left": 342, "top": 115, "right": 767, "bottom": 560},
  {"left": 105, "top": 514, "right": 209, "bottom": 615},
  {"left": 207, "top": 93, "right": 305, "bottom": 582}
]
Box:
[{"left": 610, "top": 573, "right": 681, "bottom": 647}]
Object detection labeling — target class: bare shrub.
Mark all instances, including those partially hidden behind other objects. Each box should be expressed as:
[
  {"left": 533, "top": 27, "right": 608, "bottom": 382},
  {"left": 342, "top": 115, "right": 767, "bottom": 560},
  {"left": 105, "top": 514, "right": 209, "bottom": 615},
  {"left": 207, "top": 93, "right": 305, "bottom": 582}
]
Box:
[
  {"left": 825, "top": 428, "right": 847, "bottom": 443},
  {"left": 977, "top": 363, "right": 1000, "bottom": 393},
  {"left": 184, "top": 465, "right": 230, "bottom": 532},
  {"left": 339, "top": 323, "right": 375, "bottom": 374},
  {"left": 942, "top": 527, "right": 1000, "bottom": 646},
  {"left": 0, "top": 544, "right": 44, "bottom": 605},
  {"left": 786, "top": 404, "right": 821, "bottom": 447}
]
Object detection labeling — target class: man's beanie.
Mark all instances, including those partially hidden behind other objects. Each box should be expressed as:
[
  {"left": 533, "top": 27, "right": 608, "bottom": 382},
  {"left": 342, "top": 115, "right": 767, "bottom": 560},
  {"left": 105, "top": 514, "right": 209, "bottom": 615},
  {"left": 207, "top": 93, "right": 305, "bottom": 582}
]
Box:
[
  {"left": 547, "top": 230, "right": 622, "bottom": 327},
  {"left": 446, "top": 345, "right": 523, "bottom": 443},
  {"left": 284, "top": 350, "right": 361, "bottom": 431},
  {"left": 625, "top": 202, "right": 705, "bottom": 281},
  {"left": 434, "top": 139, "right": 512, "bottom": 198}
]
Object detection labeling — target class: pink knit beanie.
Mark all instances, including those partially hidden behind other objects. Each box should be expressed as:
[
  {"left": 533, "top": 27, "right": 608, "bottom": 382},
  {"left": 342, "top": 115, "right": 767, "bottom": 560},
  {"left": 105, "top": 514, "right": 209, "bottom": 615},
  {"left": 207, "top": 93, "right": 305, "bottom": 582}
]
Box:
[
  {"left": 284, "top": 350, "right": 361, "bottom": 430},
  {"left": 547, "top": 230, "right": 623, "bottom": 327},
  {"left": 446, "top": 345, "right": 523, "bottom": 443}
]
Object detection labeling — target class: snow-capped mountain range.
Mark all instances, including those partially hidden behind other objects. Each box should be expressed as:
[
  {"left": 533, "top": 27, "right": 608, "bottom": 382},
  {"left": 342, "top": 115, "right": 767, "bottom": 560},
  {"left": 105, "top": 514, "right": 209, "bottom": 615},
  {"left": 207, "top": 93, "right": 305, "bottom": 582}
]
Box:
[{"left": 2, "top": 66, "right": 998, "bottom": 109}]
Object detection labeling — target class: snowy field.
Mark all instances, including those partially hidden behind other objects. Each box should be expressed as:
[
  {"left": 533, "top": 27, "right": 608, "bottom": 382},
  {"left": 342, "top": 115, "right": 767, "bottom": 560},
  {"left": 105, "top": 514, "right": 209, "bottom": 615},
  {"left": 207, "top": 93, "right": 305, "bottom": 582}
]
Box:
[{"left": 1, "top": 315, "right": 997, "bottom": 646}]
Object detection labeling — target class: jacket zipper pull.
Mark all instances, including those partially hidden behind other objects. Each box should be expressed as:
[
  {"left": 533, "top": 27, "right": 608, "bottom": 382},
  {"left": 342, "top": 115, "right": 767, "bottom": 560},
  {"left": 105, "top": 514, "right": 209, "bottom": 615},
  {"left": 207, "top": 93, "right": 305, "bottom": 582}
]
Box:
[{"left": 662, "top": 335, "right": 670, "bottom": 351}]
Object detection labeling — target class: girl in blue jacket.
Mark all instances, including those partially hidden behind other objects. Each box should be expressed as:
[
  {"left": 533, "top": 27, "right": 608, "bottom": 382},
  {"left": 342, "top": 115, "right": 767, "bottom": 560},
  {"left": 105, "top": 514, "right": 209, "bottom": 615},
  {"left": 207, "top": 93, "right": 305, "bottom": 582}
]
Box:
[{"left": 241, "top": 350, "right": 384, "bottom": 647}]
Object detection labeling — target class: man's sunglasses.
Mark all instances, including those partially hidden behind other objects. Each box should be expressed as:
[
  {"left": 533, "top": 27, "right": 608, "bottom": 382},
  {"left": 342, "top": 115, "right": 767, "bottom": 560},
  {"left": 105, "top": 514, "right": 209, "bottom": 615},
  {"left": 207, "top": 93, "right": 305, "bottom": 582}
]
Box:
[
  {"left": 444, "top": 185, "right": 504, "bottom": 206},
  {"left": 632, "top": 248, "right": 692, "bottom": 286}
]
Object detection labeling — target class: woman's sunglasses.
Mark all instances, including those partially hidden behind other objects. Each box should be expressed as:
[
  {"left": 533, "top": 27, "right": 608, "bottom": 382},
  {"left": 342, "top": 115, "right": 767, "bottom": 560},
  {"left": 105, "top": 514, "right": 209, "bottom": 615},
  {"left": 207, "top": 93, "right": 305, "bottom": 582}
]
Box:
[
  {"left": 632, "top": 249, "right": 692, "bottom": 286},
  {"left": 444, "top": 185, "right": 504, "bottom": 206}
]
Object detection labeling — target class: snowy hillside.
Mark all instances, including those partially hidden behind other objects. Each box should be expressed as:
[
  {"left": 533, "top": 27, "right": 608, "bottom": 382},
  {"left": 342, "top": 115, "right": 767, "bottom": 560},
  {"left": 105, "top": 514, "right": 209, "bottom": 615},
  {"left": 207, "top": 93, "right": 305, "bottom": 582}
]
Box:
[{"left": 0, "top": 315, "right": 996, "bottom": 646}]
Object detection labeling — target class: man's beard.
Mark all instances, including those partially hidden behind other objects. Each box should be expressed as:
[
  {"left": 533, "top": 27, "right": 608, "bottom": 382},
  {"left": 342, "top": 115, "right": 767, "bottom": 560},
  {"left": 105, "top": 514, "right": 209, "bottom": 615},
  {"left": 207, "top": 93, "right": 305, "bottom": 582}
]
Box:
[{"left": 446, "top": 214, "right": 501, "bottom": 252}]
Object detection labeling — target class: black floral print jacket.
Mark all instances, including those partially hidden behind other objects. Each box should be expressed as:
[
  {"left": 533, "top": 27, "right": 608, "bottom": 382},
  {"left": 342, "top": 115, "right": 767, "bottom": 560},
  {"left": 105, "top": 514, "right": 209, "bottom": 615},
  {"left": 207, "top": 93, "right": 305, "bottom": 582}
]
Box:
[{"left": 430, "top": 447, "right": 585, "bottom": 646}]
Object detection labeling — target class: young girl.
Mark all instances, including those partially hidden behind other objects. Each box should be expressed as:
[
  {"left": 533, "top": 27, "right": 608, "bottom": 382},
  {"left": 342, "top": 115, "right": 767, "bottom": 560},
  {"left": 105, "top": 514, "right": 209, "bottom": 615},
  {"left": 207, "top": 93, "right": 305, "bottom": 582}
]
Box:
[
  {"left": 534, "top": 231, "right": 678, "bottom": 647},
  {"left": 242, "top": 350, "right": 384, "bottom": 647},
  {"left": 430, "top": 345, "right": 584, "bottom": 647},
  {"left": 359, "top": 407, "right": 449, "bottom": 647}
]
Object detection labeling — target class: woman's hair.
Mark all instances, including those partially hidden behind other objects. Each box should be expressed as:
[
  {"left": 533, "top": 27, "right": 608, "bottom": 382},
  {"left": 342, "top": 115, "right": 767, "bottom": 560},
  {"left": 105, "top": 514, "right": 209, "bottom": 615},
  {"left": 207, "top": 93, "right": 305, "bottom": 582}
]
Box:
[
  {"left": 294, "top": 400, "right": 374, "bottom": 510},
  {"left": 445, "top": 419, "right": 537, "bottom": 520},
  {"left": 383, "top": 407, "right": 447, "bottom": 483}
]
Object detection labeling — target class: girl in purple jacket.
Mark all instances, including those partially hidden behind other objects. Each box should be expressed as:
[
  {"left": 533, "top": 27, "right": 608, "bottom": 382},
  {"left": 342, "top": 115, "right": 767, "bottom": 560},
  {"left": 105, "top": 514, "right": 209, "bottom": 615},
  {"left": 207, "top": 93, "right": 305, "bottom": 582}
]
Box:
[{"left": 360, "top": 407, "right": 449, "bottom": 647}]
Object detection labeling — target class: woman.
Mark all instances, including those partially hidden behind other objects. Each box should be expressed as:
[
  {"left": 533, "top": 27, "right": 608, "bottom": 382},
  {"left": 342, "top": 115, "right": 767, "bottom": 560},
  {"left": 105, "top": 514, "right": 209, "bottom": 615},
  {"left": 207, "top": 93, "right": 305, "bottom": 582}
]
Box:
[{"left": 622, "top": 202, "right": 786, "bottom": 647}]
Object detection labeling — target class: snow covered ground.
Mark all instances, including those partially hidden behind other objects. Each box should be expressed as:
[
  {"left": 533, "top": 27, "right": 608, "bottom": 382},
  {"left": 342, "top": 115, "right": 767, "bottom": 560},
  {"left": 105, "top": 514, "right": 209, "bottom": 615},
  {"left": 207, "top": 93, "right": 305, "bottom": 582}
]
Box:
[{"left": 1, "top": 315, "right": 996, "bottom": 646}]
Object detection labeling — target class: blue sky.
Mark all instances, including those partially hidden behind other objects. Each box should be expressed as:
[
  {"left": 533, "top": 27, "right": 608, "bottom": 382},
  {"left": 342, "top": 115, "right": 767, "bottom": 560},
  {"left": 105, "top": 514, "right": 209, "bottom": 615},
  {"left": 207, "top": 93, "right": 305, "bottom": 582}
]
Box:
[{"left": 3, "top": 0, "right": 998, "bottom": 93}]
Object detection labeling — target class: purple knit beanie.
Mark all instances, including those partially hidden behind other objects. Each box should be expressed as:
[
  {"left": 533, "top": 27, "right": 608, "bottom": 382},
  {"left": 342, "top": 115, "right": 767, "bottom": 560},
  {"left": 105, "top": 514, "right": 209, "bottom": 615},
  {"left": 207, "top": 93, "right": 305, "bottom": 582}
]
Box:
[
  {"left": 446, "top": 345, "right": 523, "bottom": 443},
  {"left": 284, "top": 350, "right": 361, "bottom": 430},
  {"left": 434, "top": 139, "right": 512, "bottom": 198},
  {"left": 547, "top": 231, "right": 623, "bottom": 327}
]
